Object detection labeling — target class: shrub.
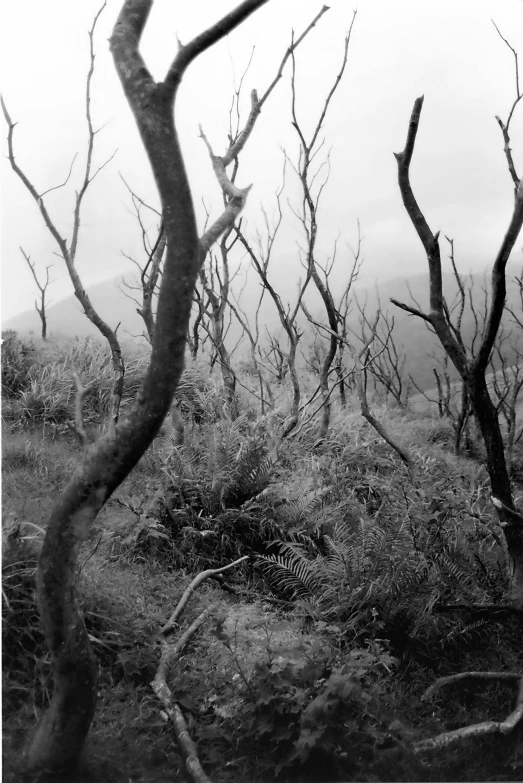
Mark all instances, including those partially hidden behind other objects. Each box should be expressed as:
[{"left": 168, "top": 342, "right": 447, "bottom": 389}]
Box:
[
  {"left": 199, "top": 636, "right": 396, "bottom": 779},
  {"left": 1, "top": 331, "right": 35, "bottom": 399},
  {"left": 2, "top": 523, "right": 48, "bottom": 707}
]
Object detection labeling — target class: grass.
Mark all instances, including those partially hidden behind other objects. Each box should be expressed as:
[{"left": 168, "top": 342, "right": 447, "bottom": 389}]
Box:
[{"left": 2, "top": 335, "right": 523, "bottom": 782}]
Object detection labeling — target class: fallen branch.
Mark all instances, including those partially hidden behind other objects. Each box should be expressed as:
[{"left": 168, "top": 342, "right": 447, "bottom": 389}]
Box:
[
  {"left": 414, "top": 672, "right": 523, "bottom": 752},
  {"left": 152, "top": 606, "right": 216, "bottom": 783},
  {"left": 151, "top": 557, "right": 248, "bottom": 783},
  {"left": 160, "top": 555, "right": 248, "bottom": 635}
]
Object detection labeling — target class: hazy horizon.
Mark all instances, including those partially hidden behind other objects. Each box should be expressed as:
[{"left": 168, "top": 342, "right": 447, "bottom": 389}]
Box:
[{"left": 2, "top": 0, "right": 523, "bottom": 322}]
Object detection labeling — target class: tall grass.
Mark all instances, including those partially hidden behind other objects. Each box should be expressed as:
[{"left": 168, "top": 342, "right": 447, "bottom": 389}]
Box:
[{"left": 1, "top": 333, "right": 146, "bottom": 426}]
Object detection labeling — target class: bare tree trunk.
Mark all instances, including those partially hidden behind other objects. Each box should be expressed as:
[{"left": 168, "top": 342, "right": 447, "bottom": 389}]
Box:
[
  {"left": 199, "top": 242, "right": 238, "bottom": 418},
  {"left": 469, "top": 370, "right": 523, "bottom": 601},
  {"left": 25, "top": 0, "right": 270, "bottom": 773},
  {"left": 454, "top": 381, "right": 471, "bottom": 456},
  {"left": 288, "top": 18, "right": 356, "bottom": 439},
  {"left": 313, "top": 274, "right": 338, "bottom": 439},
  {"left": 139, "top": 230, "right": 166, "bottom": 344},
  {"left": 335, "top": 354, "right": 348, "bottom": 407},
  {"left": 393, "top": 93, "right": 523, "bottom": 607}
]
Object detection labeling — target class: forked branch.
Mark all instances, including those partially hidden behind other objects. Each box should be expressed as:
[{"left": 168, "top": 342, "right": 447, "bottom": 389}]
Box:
[
  {"left": 393, "top": 29, "right": 523, "bottom": 607},
  {"left": 152, "top": 557, "right": 248, "bottom": 783}
]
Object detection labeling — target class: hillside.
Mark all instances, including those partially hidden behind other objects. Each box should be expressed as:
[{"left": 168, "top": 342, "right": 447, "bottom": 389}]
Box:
[
  {"left": 3, "top": 333, "right": 523, "bottom": 782},
  {"left": 3, "top": 267, "right": 523, "bottom": 391}
]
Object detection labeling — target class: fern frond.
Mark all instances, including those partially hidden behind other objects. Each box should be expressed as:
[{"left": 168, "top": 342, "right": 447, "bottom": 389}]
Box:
[{"left": 256, "top": 543, "right": 321, "bottom": 599}]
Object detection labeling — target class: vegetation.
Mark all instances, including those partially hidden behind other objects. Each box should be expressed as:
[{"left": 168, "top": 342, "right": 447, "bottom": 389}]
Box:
[
  {"left": 2, "top": 1, "right": 523, "bottom": 781},
  {"left": 3, "top": 333, "right": 523, "bottom": 781}
]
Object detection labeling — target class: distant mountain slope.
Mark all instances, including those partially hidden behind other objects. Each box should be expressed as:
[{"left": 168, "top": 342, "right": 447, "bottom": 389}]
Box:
[
  {"left": 3, "top": 268, "right": 522, "bottom": 391},
  {"left": 3, "top": 277, "right": 143, "bottom": 341}
]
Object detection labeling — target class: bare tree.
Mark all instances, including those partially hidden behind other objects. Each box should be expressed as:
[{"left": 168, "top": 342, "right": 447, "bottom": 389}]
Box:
[
  {"left": 392, "top": 25, "right": 523, "bottom": 607},
  {"left": 490, "top": 328, "right": 523, "bottom": 469},
  {"left": 236, "top": 180, "right": 312, "bottom": 435},
  {"left": 357, "top": 299, "right": 410, "bottom": 408},
  {"left": 116, "top": 9, "right": 328, "bottom": 409},
  {"left": 301, "top": 302, "right": 413, "bottom": 466},
  {"left": 198, "top": 239, "right": 240, "bottom": 415},
  {"left": 119, "top": 177, "right": 165, "bottom": 343},
  {"left": 300, "top": 234, "right": 361, "bottom": 413},
  {"left": 410, "top": 350, "right": 473, "bottom": 455},
  {"left": 288, "top": 11, "right": 356, "bottom": 439},
  {"left": 1, "top": 4, "right": 124, "bottom": 422},
  {"left": 332, "top": 229, "right": 363, "bottom": 407},
  {"left": 24, "top": 0, "right": 272, "bottom": 774},
  {"left": 227, "top": 273, "right": 272, "bottom": 415},
  {"left": 19, "top": 247, "right": 53, "bottom": 341}
]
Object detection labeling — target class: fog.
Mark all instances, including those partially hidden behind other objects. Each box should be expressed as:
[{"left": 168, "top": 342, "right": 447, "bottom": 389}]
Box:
[{"left": 2, "top": 0, "right": 522, "bottom": 322}]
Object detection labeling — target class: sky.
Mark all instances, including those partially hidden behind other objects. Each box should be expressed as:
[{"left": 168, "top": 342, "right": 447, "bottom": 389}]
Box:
[{"left": 1, "top": 0, "right": 523, "bottom": 322}]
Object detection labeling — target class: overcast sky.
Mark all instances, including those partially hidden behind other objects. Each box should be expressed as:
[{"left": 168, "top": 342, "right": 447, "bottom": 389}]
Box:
[{"left": 1, "top": 0, "right": 523, "bottom": 322}]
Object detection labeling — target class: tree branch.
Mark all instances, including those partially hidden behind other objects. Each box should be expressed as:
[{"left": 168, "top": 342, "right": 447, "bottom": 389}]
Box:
[
  {"left": 164, "top": 0, "right": 271, "bottom": 96},
  {"left": 415, "top": 674, "right": 523, "bottom": 752}
]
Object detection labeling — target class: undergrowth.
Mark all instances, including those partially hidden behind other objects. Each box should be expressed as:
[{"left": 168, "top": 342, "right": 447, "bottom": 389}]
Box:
[{"left": 2, "top": 335, "right": 523, "bottom": 781}]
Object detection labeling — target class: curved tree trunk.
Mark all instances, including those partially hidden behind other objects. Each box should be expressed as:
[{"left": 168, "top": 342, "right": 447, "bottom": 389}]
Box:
[{"left": 25, "top": 0, "right": 270, "bottom": 774}]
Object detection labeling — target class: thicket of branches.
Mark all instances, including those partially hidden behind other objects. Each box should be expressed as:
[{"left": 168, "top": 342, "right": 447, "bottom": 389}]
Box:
[{"left": 2, "top": 2, "right": 523, "bottom": 782}]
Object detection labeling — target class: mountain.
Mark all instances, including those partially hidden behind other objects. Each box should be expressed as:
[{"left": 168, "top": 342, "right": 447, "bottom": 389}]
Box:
[
  {"left": 3, "top": 277, "right": 144, "bottom": 342},
  {"left": 3, "top": 267, "right": 522, "bottom": 391}
]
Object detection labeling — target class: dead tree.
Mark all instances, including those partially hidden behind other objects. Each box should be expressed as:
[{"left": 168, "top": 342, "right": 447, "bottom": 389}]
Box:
[
  {"left": 300, "top": 233, "right": 361, "bottom": 413},
  {"left": 491, "top": 327, "right": 523, "bottom": 470},
  {"left": 392, "top": 26, "right": 523, "bottom": 607},
  {"left": 1, "top": 4, "right": 124, "bottom": 422},
  {"left": 410, "top": 351, "right": 473, "bottom": 455},
  {"left": 190, "top": 282, "right": 210, "bottom": 358},
  {"left": 119, "top": 178, "right": 165, "bottom": 344},
  {"left": 301, "top": 303, "right": 413, "bottom": 467},
  {"left": 195, "top": 7, "right": 330, "bottom": 416},
  {"left": 116, "top": 8, "right": 328, "bottom": 404},
  {"left": 499, "top": 267, "right": 523, "bottom": 468},
  {"left": 236, "top": 175, "right": 312, "bottom": 435},
  {"left": 333, "top": 228, "right": 363, "bottom": 407},
  {"left": 227, "top": 269, "right": 272, "bottom": 415},
  {"left": 19, "top": 247, "right": 53, "bottom": 341},
  {"left": 357, "top": 299, "right": 410, "bottom": 408},
  {"left": 288, "top": 11, "right": 357, "bottom": 439},
  {"left": 198, "top": 240, "right": 240, "bottom": 416},
  {"left": 24, "top": 0, "right": 272, "bottom": 774},
  {"left": 265, "top": 333, "right": 290, "bottom": 383}
]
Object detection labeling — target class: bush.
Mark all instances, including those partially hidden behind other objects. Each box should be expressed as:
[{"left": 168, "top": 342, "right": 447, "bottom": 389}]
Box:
[
  {"left": 2, "top": 523, "right": 48, "bottom": 707},
  {"left": 198, "top": 635, "right": 396, "bottom": 779},
  {"left": 1, "top": 331, "right": 35, "bottom": 399}
]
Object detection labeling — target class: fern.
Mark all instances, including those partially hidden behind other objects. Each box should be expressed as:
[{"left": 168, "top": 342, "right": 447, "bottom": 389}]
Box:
[
  {"left": 160, "top": 414, "right": 275, "bottom": 516},
  {"left": 256, "top": 542, "right": 323, "bottom": 599}
]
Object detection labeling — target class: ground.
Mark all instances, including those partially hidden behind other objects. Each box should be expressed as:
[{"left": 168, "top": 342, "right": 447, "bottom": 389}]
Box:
[{"left": 3, "top": 360, "right": 523, "bottom": 782}]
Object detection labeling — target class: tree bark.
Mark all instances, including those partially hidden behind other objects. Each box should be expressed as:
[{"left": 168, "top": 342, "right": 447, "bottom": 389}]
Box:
[
  {"left": 393, "top": 95, "right": 523, "bottom": 607},
  {"left": 25, "top": 0, "right": 270, "bottom": 773}
]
